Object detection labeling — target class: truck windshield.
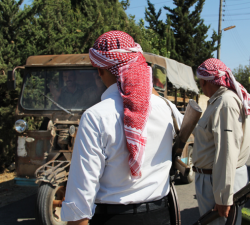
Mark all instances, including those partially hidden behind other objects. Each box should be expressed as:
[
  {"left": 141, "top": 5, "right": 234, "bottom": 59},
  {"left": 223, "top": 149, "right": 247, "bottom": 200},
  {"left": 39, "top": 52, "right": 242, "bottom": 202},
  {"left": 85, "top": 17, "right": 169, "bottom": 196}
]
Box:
[{"left": 21, "top": 68, "right": 106, "bottom": 110}]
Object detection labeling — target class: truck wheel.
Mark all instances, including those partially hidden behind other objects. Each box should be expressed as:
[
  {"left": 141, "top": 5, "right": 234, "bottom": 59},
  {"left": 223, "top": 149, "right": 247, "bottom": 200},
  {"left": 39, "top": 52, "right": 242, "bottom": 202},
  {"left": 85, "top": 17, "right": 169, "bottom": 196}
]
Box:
[
  {"left": 180, "top": 146, "right": 194, "bottom": 184},
  {"left": 36, "top": 182, "right": 67, "bottom": 225}
]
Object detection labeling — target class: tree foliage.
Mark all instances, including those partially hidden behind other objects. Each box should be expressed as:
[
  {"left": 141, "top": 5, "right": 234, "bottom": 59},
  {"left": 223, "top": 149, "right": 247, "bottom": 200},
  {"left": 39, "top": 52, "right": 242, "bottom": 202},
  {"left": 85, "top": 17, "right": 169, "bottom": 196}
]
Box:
[
  {"left": 144, "top": 0, "right": 176, "bottom": 57},
  {"left": 0, "top": 0, "right": 40, "bottom": 170},
  {"left": 233, "top": 65, "right": 250, "bottom": 93},
  {"left": 0, "top": 0, "right": 152, "bottom": 170},
  {"left": 164, "top": 0, "right": 220, "bottom": 70}
]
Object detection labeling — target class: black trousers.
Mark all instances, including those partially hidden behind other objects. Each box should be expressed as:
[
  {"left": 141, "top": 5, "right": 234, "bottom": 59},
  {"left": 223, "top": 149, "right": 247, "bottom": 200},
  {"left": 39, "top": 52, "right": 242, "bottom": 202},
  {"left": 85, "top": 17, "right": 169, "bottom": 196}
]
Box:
[{"left": 89, "top": 206, "right": 171, "bottom": 225}]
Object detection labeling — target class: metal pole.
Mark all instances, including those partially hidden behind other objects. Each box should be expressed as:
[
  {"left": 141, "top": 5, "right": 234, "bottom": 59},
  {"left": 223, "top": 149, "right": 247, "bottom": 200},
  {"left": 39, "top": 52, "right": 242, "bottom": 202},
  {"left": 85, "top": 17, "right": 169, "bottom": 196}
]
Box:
[{"left": 217, "top": 0, "right": 223, "bottom": 59}]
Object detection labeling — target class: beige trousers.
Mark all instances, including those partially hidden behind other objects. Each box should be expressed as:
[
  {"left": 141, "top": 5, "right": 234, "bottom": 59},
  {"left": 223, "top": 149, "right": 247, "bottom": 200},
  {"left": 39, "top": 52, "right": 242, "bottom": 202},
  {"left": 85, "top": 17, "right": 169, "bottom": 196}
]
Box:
[{"left": 195, "top": 165, "right": 248, "bottom": 225}]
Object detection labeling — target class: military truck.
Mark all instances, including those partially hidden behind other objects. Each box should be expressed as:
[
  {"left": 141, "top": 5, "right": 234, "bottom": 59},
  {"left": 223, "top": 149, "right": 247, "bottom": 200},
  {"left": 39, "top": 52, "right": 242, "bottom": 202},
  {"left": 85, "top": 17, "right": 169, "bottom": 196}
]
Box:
[{"left": 8, "top": 53, "right": 199, "bottom": 225}]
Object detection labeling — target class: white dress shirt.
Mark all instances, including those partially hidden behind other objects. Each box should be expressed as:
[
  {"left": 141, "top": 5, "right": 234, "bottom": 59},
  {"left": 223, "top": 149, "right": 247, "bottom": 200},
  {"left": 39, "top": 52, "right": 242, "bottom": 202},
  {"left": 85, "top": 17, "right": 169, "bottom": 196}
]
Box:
[{"left": 61, "top": 83, "right": 183, "bottom": 221}]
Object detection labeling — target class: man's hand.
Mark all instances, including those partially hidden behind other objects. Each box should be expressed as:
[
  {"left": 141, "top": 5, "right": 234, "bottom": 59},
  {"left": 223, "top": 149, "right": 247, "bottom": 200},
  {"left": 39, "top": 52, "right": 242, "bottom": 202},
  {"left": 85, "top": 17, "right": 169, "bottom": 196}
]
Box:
[
  {"left": 68, "top": 218, "right": 89, "bottom": 225},
  {"left": 213, "top": 204, "right": 231, "bottom": 218},
  {"left": 49, "top": 82, "right": 61, "bottom": 101}
]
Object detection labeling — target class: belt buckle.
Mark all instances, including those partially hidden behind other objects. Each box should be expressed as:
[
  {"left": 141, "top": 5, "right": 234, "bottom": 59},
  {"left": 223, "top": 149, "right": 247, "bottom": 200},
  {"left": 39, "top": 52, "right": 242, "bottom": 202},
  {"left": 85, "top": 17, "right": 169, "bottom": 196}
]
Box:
[{"left": 196, "top": 167, "right": 203, "bottom": 174}]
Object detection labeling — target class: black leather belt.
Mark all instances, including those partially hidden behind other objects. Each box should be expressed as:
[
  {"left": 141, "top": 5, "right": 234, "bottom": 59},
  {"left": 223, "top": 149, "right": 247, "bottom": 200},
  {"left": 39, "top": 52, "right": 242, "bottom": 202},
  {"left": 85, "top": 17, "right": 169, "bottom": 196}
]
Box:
[
  {"left": 192, "top": 166, "right": 212, "bottom": 174},
  {"left": 193, "top": 166, "right": 242, "bottom": 174},
  {"left": 95, "top": 196, "right": 168, "bottom": 214}
]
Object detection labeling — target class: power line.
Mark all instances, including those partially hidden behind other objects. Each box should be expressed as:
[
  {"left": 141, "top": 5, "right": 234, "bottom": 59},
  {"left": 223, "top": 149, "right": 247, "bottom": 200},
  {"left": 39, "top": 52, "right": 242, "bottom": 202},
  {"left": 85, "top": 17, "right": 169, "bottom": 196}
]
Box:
[
  {"left": 223, "top": 2, "right": 250, "bottom": 6},
  {"left": 205, "top": 20, "right": 220, "bottom": 22},
  {"left": 223, "top": 18, "right": 250, "bottom": 21},
  {"left": 228, "top": 24, "right": 250, "bottom": 59},
  {"left": 223, "top": 6, "right": 250, "bottom": 11},
  {"left": 225, "top": 9, "right": 250, "bottom": 57},
  {"left": 223, "top": 13, "right": 250, "bottom": 16},
  {"left": 224, "top": 0, "right": 250, "bottom": 2},
  {"left": 204, "top": 13, "right": 250, "bottom": 17},
  {"left": 224, "top": 22, "right": 248, "bottom": 60},
  {"left": 223, "top": 14, "right": 249, "bottom": 60},
  {"left": 225, "top": 0, "right": 250, "bottom": 1},
  {"left": 129, "top": 1, "right": 172, "bottom": 9},
  {"left": 202, "top": 14, "right": 220, "bottom": 17},
  {"left": 195, "top": 12, "right": 250, "bottom": 17}
]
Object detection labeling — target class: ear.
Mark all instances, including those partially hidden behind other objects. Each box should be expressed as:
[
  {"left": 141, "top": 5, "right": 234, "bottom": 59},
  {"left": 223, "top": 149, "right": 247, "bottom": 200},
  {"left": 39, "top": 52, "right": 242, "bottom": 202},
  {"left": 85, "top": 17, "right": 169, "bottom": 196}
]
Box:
[
  {"left": 97, "top": 68, "right": 105, "bottom": 77},
  {"left": 199, "top": 79, "right": 206, "bottom": 87}
]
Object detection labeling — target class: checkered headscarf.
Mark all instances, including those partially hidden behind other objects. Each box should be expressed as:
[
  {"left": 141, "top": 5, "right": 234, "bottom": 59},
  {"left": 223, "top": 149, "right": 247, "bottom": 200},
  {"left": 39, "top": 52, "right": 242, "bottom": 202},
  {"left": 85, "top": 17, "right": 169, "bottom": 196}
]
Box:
[
  {"left": 89, "top": 31, "right": 152, "bottom": 178},
  {"left": 197, "top": 58, "right": 250, "bottom": 115}
]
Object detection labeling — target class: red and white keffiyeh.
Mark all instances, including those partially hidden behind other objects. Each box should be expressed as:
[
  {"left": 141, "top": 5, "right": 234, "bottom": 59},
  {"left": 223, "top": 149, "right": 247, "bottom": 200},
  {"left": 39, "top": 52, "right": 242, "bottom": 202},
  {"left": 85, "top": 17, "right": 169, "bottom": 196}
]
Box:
[
  {"left": 197, "top": 58, "right": 250, "bottom": 115},
  {"left": 89, "top": 31, "right": 152, "bottom": 178}
]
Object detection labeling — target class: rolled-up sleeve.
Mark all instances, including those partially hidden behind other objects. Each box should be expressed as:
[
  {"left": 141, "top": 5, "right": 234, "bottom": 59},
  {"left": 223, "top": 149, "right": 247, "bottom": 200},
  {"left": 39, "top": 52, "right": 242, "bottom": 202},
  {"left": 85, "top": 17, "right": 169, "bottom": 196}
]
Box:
[
  {"left": 212, "top": 106, "right": 243, "bottom": 205},
  {"left": 61, "top": 111, "right": 106, "bottom": 221}
]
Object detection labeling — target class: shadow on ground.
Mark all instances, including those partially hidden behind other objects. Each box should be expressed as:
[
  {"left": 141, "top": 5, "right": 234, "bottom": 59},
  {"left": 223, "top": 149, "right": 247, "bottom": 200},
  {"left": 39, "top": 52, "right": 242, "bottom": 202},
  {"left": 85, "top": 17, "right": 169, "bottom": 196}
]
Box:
[
  {"left": 0, "top": 194, "right": 36, "bottom": 225},
  {"left": 181, "top": 207, "right": 200, "bottom": 225}
]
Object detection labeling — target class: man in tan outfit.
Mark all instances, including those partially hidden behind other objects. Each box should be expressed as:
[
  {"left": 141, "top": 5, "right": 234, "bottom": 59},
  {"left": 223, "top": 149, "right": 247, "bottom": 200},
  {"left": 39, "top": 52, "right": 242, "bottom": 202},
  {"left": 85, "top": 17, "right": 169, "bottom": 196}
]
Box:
[{"left": 193, "top": 58, "right": 250, "bottom": 225}]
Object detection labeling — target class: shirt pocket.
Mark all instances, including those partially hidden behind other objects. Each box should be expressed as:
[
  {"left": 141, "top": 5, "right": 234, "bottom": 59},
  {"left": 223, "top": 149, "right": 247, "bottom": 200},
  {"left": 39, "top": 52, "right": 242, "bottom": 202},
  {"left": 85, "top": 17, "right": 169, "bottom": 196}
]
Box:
[
  {"left": 195, "top": 117, "right": 210, "bottom": 142},
  {"left": 197, "top": 118, "right": 208, "bottom": 129}
]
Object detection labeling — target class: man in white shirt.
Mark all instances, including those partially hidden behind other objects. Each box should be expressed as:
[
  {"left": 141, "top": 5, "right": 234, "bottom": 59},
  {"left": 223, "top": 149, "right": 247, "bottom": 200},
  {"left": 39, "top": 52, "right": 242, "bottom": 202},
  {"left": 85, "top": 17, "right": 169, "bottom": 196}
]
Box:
[{"left": 61, "top": 31, "right": 183, "bottom": 225}]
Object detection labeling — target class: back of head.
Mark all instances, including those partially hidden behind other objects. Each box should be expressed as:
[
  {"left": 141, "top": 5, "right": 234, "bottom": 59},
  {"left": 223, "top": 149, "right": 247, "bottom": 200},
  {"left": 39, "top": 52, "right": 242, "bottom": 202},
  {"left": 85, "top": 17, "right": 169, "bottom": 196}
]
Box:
[
  {"left": 89, "top": 30, "right": 152, "bottom": 179},
  {"left": 197, "top": 58, "right": 250, "bottom": 115}
]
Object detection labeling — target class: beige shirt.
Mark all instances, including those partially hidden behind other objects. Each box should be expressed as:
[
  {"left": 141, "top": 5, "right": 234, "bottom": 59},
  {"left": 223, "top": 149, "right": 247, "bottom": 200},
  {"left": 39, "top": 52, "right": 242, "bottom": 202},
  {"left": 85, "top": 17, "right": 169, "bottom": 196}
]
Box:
[{"left": 193, "top": 86, "right": 250, "bottom": 205}]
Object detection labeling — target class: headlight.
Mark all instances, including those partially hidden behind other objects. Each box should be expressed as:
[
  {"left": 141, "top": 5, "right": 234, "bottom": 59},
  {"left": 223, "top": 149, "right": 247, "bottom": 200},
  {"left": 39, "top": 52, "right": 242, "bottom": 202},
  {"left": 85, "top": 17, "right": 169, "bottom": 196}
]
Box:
[{"left": 14, "top": 120, "right": 28, "bottom": 133}]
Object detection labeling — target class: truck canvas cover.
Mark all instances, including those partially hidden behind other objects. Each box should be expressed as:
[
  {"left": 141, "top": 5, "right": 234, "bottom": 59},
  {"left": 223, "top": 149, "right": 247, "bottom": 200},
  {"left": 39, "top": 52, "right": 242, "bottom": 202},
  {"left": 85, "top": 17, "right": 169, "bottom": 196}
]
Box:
[
  {"left": 165, "top": 58, "right": 199, "bottom": 94},
  {"left": 143, "top": 53, "right": 199, "bottom": 94}
]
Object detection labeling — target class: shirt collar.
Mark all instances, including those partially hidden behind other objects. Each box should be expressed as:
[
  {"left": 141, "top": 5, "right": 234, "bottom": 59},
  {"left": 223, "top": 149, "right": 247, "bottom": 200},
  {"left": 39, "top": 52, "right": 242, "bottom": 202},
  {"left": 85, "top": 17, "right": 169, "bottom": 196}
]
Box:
[
  {"left": 208, "top": 86, "right": 228, "bottom": 105},
  {"left": 101, "top": 83, "right": 118, "bottom": 101}
]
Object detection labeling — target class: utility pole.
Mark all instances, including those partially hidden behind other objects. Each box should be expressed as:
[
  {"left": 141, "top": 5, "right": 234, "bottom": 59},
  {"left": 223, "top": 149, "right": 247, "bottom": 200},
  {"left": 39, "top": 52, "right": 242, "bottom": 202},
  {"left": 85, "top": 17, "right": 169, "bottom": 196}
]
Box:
[{"left": 217, "top": 0, "right": 223, "bottom": 60}]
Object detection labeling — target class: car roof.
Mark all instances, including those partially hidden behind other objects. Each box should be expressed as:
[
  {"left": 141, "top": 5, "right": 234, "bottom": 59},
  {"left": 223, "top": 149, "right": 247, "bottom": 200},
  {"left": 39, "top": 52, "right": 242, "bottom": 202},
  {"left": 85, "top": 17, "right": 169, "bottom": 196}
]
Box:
[
  {"left": 25, "top": 54, "right": 92, "bottom": 67},
  {"left": 25, "top": 53, "right": 166, "bottom": 69}
]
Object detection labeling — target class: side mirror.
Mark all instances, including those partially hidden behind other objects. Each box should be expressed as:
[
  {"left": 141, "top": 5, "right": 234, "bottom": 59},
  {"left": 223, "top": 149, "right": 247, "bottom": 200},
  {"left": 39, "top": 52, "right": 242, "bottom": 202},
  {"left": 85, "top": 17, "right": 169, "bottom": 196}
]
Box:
[{"left": 7, "top": 70, "right": 16, "bottom": 90}]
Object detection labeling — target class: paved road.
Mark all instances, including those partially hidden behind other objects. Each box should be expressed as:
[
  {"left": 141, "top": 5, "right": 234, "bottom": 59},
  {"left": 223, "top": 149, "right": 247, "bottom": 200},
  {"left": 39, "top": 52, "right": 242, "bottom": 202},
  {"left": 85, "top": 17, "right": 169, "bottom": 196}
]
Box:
[
  {"left": 175, "top": 178, "right": 199, "bottom": 225},
  {"left": 1, "top": 157, "right": 250, "bottom": 225},
  {"left": 175, "top": 156, "right": 250, "bottom": 225}
]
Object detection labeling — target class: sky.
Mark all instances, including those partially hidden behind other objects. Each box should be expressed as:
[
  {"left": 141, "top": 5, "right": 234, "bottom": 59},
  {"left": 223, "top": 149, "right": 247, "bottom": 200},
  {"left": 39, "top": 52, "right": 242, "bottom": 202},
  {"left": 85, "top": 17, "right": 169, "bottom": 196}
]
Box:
[{"left": 21, "top": 0, "right": 250, "bottom": 71}]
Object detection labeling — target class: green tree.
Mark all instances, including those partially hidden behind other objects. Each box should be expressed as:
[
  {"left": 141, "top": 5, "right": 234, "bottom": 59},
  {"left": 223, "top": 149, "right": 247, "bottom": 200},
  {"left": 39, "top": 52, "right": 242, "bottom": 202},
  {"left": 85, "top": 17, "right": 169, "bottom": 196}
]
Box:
[
  {"left": 0, "top": 0, "right": 41, "bottom": 66},
  {"left": 0, "top": 0, "right": 154, "bottom": 170},
  {"left": 29, "top": 0, "right": 152, "bottom": 54},
  {"left": 31, "top": 0, "right": 79, "bottom": 55},
  {"left": 164, "top": 0, "right": 220, "bottom": 70},
  {"left": 233, "top": 65, "right": 250, "bottom": 93},
  {"left": 0, "top": 0, "right": 40, "bottom": 170},
  {"left": 120, "top": 0, "right": 130, "bottom": 10},
  {"left": 144, "top": 0, "right": 176, "bottom": 57},
  {"left": 69, "top": 0, "right": 152, "bottom": 52}
]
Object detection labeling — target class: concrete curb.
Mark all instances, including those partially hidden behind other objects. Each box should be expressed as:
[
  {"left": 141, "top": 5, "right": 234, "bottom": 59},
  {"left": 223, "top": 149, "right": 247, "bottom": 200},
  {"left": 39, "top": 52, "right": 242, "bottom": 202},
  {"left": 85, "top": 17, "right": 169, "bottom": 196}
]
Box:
[{"left": 242, "top": 207, "right": 250, "bottom": 224}]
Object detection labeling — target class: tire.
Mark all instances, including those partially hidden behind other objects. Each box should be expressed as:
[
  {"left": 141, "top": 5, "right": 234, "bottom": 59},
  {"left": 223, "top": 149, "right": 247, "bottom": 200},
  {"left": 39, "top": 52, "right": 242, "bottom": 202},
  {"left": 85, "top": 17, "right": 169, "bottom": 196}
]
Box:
[
  {"left": 180, "top": 146, "right": 194, "bottom": 184},
  {"left": 36, "top": 182, "right": 67, "bottom": 225}
]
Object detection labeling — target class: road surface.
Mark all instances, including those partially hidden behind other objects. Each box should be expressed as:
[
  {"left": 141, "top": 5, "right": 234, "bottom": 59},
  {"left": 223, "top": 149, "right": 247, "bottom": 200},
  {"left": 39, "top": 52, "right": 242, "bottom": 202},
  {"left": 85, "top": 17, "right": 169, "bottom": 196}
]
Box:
[{"left": 0, "top": 157, "right": 249, "bottom": 225}]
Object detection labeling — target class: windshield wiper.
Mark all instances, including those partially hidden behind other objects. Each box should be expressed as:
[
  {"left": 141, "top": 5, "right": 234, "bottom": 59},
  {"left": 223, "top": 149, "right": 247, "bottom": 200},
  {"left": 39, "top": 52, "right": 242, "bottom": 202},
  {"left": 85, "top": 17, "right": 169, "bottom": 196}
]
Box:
[{"left": 38, "top": 90, "right": 74, "bottom": 116}]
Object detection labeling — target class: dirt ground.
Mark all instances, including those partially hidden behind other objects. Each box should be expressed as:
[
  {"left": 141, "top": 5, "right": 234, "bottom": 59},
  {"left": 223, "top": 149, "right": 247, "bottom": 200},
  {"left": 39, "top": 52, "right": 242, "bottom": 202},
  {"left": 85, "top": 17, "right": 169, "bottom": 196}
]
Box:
[{"left": 0, "top": 170, "right": 38, "bottom": 208}]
